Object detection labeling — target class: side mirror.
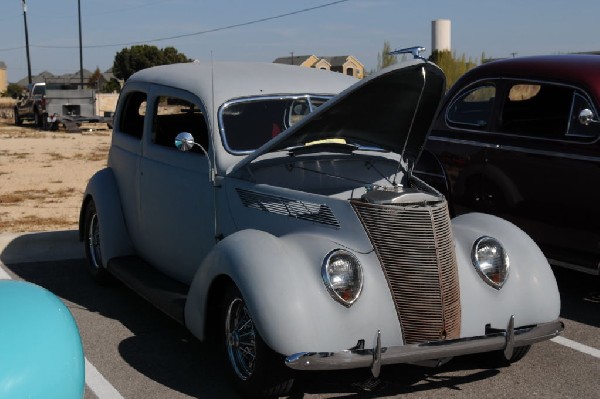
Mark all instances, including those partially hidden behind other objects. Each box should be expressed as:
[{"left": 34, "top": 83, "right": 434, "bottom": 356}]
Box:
[
  {"left": 578, "top": 108, "right": 599, "bottom": 126},
  {"left": 174, "top": 132, "right": 195, "bottom": 152}
]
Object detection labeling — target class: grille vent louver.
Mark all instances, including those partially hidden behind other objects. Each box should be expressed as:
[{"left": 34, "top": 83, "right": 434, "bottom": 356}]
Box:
[
  {"left": 237, "top": 188, "right": 340, "bottom": 228},
  {"left": 351, "top": 199, "right": 461, "bottom": 344}
]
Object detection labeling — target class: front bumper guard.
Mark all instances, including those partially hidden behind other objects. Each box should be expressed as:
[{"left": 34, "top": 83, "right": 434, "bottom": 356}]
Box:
[{"left": 285, "top": 316, "right": 563, "bottom": 377}]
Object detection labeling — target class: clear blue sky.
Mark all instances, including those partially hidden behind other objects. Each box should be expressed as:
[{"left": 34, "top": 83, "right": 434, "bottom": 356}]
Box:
[{"left": 1, "top": 0, "right": 598, "bottom": 83}]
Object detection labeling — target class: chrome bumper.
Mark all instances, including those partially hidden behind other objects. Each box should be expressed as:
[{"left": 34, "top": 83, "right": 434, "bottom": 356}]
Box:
[{"left": 285, "top": 316, "right": 563, "bottom": 377}]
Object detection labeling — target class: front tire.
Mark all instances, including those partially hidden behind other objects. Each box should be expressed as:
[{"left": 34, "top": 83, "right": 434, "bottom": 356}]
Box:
[
  {"left": 83, "top": 200, "right": 109, "bottom": 283},
  {"left": 478, "top": 345, "right": 531, "bottom": 368},
  {"left": 220, "top": 285, "right": 294, "bottom": 398}
]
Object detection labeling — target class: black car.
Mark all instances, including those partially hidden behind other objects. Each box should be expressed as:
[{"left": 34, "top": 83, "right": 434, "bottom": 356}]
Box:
[{"left": 419, "top": 54, "right": 600, "bottom": 275}]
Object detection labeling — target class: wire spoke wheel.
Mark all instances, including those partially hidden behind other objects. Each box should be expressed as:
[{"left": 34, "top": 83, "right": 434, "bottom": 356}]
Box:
[
  {"left": 83, "top": 200, "right": 109, "bottom": 283},
  {"left": 87, "top": 212, "right": 103, "bottom": 270},
  {"left": 225, "top": 297, "right": 257, "bottom": 380}
]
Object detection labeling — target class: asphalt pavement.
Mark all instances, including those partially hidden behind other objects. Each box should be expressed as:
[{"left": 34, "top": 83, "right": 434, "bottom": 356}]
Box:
[{"left": 1, "top": 231, "right": 598, "bottom": 398}]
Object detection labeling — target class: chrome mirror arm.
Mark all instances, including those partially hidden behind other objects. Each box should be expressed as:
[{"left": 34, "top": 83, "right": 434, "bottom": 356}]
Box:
[{"left": 174, "top": 132, "right": 215, "bottom": 182}]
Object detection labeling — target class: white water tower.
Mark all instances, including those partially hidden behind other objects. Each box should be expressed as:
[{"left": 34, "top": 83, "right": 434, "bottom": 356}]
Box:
[{"left": 432, "top": 19, "right": 451, "bottom": 52}]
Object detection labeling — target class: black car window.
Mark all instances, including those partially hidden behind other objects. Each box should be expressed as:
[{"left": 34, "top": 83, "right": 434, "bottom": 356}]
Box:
[
  {"left": 446, "top": 85, "right": 495, "bottom": 129},
  {"left": 152, "top": 96, "right": 209, "bottom": 154},
  {"left": 119, "top": 91, "right": 147, "bottom": 139},
  {"left": 567, "top": 92, "right": 599, "bottom": 138},
  {"left": 500, "top": 83, "right": 573, "bottom": 139}
]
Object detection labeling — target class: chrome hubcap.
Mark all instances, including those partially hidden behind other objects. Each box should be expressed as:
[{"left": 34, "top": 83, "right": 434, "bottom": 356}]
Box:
[{"left": 225, "top": 297, "right": 256, "bottom": 380}]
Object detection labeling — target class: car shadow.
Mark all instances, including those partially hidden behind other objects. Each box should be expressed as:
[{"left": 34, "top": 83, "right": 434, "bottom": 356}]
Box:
[
  {"left": 1, "top": 231, "right": 594, "bottom": 397},
  {"left": 553, "top": 268, "right": 600, "bottom": 328}
]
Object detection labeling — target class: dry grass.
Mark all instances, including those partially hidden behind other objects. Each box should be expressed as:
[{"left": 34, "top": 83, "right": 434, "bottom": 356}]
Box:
[{"left": 0, "top": 118, "right": 110, "bottom": 232}]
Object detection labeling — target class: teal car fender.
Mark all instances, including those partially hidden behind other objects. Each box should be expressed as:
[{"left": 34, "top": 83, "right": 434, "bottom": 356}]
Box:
[
  {"left": 0, "top": 281, "right": 84, "bottom": 398},
  {"left": 452, "top": 212, "right": 561, "bottom": 337},
  {"left": 79, "top": 168, "right": 134, "bottom": 266},
  {"left": 184, "top": 229, "right": 403, "bottom": 356}
]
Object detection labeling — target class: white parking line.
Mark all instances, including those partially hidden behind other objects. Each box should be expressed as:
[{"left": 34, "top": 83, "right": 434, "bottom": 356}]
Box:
[
  {"left": 0, "top": 263, "right": 124, "bottom": 398},
  {"left": 0, "top": 265, "right": 11, "bottom": 279},
  {"left": 551, "top": 336, "right": 600, "bottom": 359},
  {"left": 85, "top": 358, "right": 125, "bottom": 399}
]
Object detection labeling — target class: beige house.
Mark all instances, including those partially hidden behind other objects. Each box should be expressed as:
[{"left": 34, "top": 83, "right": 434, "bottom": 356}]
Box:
[
  {"left": 0, "top": 61, "right": 7, "bottom": 94},
  {"left": 273, "top": 54, "right": 365, "bottom": 79}
]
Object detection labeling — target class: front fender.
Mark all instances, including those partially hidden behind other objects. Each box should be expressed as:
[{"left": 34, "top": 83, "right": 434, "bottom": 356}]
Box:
[
  {"left": 452, "top": 212, "right": 561, "bottom": 336},
  {"left": 185, "top": 229, "right": 402, "bottom": 355},
  {"left": 79, "top": 168, "right": 134, "bottom": 266}
]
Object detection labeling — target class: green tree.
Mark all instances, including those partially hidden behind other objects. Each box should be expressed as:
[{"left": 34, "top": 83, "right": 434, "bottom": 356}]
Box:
[
  {"left": 429, "top": 50, "right": 477, "bottom": 90},
  {"left": 376, "top": 40, "right": 398, "bottom": 71},
  {"left": 112, "top": 45, "right": 191, "bottom": 81},
  {"left": 1, "top": 83, "right": 24, "bottom": 98}
]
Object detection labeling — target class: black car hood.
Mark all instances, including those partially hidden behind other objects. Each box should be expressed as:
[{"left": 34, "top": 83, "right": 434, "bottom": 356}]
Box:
[{"left": 230, "top": 60, "right": 445, "bottom": 175}]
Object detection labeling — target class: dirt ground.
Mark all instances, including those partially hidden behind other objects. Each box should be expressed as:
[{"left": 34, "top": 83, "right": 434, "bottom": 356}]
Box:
[{"left": 0, "top": 116, "right": 111, "bottom": 233}]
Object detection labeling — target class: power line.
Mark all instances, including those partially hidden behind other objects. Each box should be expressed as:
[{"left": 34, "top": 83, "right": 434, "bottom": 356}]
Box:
[{"left": 31, "top": 0, "right": 350, "bottom": 49}]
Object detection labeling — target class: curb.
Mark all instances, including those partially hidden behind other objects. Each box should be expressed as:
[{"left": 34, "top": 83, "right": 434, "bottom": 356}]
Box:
[{"left": 0, "top": 230, "right": 83, "bottom": 265}]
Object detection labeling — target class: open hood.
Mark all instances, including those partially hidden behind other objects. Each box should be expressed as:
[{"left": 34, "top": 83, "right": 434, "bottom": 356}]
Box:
[{"left": 229, "top": 60, "right": 445, "bottom": 175}]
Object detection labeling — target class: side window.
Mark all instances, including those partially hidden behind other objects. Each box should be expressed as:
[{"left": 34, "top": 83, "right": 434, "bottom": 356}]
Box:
[
  {"left": 119, "top": 91, "right": 147, "bottom": 139},
  {"left": 446, "top": 85, "right": 495, "bottom": 129},
  {"left": 500, "top": 83, "right": 573, "bottom": 138},
  {"left": 152, "top": 96, "right": 209, "bottom": 154},
  {"left": 567, "top": 92, "right": 598, "bottom": 138}
]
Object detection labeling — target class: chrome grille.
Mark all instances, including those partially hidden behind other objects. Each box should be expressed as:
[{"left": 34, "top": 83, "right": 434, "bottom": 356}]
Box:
[
  {"left": 237, "top": 188, "right": 340, "bottom": 228},
  {"left": 351, "top": 199, "right": 461, "bottom": 344}
]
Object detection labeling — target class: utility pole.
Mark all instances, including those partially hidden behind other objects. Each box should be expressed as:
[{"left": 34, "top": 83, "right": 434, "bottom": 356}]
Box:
[
  {"left": 78, "top": 0, "right": 84, "bottom": 88},
  {"left": 22, "top": 0, "right": 32, "bottom": 84}
]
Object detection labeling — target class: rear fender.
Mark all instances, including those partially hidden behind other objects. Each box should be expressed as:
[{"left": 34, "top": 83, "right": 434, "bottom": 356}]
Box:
[{"left": 79, "top": 168, "right": 134, "bottom": 266}]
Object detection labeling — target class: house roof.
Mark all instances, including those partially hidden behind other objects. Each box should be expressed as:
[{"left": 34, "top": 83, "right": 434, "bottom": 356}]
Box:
[
  {"left": 0, "top": 61, "right": 6, "bottom": 70},
  {"left": 274, "top": 55, "right": 364, "bottom": 68},
  {"left": 272, "top": 55, "right": 315, "bottom": 66}
]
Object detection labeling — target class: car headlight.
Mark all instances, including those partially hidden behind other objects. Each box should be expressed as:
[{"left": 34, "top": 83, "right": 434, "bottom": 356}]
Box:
[
  {"left": 472, "top": 236, "right": 509, "bottom": 289},
  {"left": 322, "top": 249, "right": 363, "bottom": 307}
]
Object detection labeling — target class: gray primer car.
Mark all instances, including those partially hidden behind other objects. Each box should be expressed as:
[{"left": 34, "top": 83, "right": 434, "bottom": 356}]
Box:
[{"left": 79, "top": 59, "right": 563, "bottom": 397}]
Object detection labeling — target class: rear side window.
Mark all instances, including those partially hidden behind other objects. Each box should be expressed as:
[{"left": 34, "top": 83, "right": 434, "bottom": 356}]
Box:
[
  {"left": 118, "top": 91, "right": 147, "bottom": 139},
  {"left": 500, "top": 83, "right": 573, "bottom": 138},
  {"left": 446, "top": 85, "right": 495, "bottom": 129}
]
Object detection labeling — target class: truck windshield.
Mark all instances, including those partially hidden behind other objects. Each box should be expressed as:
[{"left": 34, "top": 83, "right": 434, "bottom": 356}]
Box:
[{"left": 220, "top": 95, "right": 329, "bottom": 153}]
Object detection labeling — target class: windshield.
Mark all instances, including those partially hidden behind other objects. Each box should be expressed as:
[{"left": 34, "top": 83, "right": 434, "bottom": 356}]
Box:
[{"left": 220, "top": 95, "right": 329, "bottom": 153}]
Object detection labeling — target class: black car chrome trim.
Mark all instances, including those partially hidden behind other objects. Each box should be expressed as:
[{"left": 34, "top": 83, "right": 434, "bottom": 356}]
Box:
[
  {"left": 443, "top": 77, "right": 599, "bottom": 144},
  {"left": 285, "top": 318, "right": 563, "bottom": 373},
  {"left": 427, "top": 136, "right": 600, "bottom": 163}
]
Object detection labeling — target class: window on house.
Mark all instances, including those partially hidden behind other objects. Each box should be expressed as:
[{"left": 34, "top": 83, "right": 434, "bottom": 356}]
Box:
[{"left": 346, "top": 67, "right": 354, "bottom": 76}]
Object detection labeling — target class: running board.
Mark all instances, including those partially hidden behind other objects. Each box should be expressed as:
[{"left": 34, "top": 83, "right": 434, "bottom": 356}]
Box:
[{"left": 107, "top": 256, "right": 188, "bottom": 325}]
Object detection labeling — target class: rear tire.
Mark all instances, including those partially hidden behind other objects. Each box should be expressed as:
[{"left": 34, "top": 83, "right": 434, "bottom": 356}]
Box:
[
  {"left": 220, "top": 285, "right": 294, "bottom": 398},
  {"left": 83, "top": 200, "right": 110, "bottom": 283}
]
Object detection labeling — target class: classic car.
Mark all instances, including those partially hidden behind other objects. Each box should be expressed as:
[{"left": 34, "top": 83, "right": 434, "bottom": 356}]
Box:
[
  {"left": 79, "top": 59, "right": 563, "bottom": 397},
  {"left": 0, "top": 280, "right": 85, "bottom": 398},
  {"left": 421, "top": 54, "right": 600, "bottom": 276}
]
